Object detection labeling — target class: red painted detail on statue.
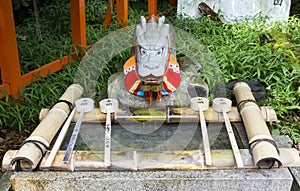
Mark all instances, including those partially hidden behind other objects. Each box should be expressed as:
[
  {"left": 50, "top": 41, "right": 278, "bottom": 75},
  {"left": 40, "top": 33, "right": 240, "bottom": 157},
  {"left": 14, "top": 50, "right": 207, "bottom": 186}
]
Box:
[
  {"left": 125, "top": 71, "right": 139, "bottom": 93},
  {"left": 165, "top": 68, "right": 180, "bottom": 90}
]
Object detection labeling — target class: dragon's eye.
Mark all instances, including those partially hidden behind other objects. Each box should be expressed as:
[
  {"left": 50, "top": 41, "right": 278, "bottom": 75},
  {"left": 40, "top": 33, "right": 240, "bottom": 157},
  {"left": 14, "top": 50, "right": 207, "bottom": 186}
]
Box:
[
  {"left": 156, "top": 48, "right": 163, "bottom": 56},
  {"left": 156, "top": 50, "right": 161, "bottom": 56},
  {"left": 140, "top": 47, "right": 148, "bottom": 55}
]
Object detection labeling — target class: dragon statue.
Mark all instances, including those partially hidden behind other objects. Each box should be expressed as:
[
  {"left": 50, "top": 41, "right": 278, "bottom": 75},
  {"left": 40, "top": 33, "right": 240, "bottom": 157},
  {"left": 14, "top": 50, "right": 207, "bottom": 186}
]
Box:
[{"left": 108, "top": 15, "right": 208, "bottom": 109}]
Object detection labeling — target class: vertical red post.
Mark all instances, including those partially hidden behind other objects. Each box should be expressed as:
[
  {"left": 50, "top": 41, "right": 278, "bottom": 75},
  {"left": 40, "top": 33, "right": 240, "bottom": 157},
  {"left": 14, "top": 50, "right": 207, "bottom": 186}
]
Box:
[
  {"left": 103, "top": 0, "right": 115, "bottom": 28},
  {"left": 0, "top": 0, "right": 22, "bottom": 96},
  {"left": 148, "top": 0, "right": 157, "bottom": 16},
  {"left": 116, "top": 0, "right": 128, "bottom": 26},
  {"left": 70, "top": 0, "right": 87, "bottom": 49},
  {"left": 170, "top": 0, "right": 177, "bottom": 7}
]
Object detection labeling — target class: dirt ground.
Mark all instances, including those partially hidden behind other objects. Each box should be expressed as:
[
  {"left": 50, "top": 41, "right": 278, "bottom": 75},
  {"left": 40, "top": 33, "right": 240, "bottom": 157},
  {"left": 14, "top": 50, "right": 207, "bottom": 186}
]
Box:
[{"left": 0, "top": 125, "right": 36, "bottom": 171}]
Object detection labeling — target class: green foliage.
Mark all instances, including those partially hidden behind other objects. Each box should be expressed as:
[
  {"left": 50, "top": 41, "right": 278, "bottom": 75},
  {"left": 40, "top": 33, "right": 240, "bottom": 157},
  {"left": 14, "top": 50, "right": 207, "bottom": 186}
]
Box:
[
  {"left": 291, "top": 0, "right": 300, "bottom": 17},
  {"left": 0, "top": 1, "right": 299, "bottom": 143},
  {"left": 12, "top": 0, "right": 31, "bottom": 9},
  {"left": 171, "top": 16, "right": 300, "bottom": 141},
  {"left": 15, "top": 1, "right": 72, "bottom": 74},
  {"left": 0, "top": 60, "right": 79, "bottom": 131}
]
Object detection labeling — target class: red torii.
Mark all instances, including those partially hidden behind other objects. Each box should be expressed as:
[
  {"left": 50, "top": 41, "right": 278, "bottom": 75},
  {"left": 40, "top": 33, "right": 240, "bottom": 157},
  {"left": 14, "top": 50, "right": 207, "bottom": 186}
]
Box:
[{"left": 0, "top": 0, "right": 177, "bottom": 98}]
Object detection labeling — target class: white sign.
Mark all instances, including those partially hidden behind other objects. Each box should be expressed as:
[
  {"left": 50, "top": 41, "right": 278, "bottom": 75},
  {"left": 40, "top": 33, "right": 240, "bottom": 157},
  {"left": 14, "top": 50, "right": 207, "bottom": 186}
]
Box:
[{"left": 177, "top": 0, "right": 291, "bottom": 22}]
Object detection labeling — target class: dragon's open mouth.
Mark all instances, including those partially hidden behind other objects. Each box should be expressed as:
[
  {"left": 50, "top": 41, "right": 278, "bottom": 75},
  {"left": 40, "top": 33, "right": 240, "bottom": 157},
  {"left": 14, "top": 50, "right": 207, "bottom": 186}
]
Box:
[{"left": 140, "top": 75, "right": 163, "bottom": 85}]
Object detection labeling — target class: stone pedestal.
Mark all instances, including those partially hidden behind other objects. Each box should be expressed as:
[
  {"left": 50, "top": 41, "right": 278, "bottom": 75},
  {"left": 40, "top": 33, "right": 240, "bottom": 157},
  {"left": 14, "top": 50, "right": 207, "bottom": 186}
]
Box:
[
  {"left": 0, "top": 172, "right": 12, "bottom": 191},
  {"left": 10, "top": 169, "right": 293, "bottom": 191},
  {"left": 3, "top": 125, "right": 297, "bottom": 191},
  {"left": 290, "top": 167, "right": 300, "bottom": 191}
]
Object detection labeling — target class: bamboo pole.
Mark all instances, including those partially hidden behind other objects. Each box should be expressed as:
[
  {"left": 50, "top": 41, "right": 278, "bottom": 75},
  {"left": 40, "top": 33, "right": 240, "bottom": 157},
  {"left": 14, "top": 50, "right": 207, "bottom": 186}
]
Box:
[
  {"left": 39, "top": 106, "right": 278, "bottom": 123},
  {"left": 233, "top": 82, "right": 282, "bottom": 168},
  {"left": 11, "top": 84, "right": 83, "bottom": 171},
  {"left": 3, "top": 148, "right": 300, "bottom": 171},
  {"left": 45, "top": 108, "right": 76, "bottom": 167}
]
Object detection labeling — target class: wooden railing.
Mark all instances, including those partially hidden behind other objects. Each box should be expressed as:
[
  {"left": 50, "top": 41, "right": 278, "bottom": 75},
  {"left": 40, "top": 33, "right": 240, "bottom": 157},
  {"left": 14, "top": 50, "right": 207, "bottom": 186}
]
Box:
[
  {"left": 0, "top": 0, "right": 176, "bottom": 98},
  {"left": 0, "top": 0, "right": 87, "bottom": 98}
]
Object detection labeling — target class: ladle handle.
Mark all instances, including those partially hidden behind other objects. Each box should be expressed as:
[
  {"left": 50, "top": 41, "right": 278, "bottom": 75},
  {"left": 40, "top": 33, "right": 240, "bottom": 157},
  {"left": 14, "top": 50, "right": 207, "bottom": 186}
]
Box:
[
  {"left": 45, "top": 108, "right": 76, "bottom": 167},
  {"left": 63, "top": 110, "right": 84, "bottom": 164},
  {"left": 222, "top": 109, "right": 244, "bottom": 168},
  {"left": 199, "top": 106, "right": 212, "bottom": 166},
  {"left": 104, "top": 111, "right": 112, "bottom": 167}
]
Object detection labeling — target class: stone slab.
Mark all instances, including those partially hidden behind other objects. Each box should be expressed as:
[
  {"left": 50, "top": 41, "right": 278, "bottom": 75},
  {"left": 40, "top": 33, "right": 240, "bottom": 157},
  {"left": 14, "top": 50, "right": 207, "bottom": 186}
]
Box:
[
  {"left": 289, "top": 167, "right": 300, "bottom": 191},
  {"left": 10, "top": 168, "right": 293, "bottom": 191},
  {"left": 0, "top": 172, "right": 13, "bottom": 191}
]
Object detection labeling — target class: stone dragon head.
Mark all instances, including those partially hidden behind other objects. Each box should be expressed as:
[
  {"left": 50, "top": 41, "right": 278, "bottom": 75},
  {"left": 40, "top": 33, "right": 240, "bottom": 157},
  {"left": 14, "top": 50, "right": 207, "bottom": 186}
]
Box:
[{"left": 123, "top": 16, "right": 180, "bottom": 104}]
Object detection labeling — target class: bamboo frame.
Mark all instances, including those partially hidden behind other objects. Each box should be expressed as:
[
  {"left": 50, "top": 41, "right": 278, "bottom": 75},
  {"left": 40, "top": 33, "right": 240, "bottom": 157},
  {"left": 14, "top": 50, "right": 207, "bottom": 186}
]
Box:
[
  {"left": 234, "top": 82, "right": 282, "bottom": 168},
  {"left": 3, "top": 148, "right": 300, "bottom": 171},
  {"left": 10, "top": 84, "right": 83, "bottom": 171},
  {"left": 39, "top": 106, "right": 278, "bottom": 123}
]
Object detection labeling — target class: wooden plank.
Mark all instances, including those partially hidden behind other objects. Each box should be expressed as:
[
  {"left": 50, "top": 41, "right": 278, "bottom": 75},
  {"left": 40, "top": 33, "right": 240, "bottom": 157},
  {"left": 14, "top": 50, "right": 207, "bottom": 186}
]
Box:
[
  {"left": 39, "top": 106, "right": 278, "bottom": 123},
  {"left": 3, "top": 148, "right": 300, "bottom": 171},
  {"left": 74, "top": 151, "right": 136, "bottom": 171},
  {"left": 21, "top": 53, "right": 77, "bottom": 87},
  {"left": 2, "top": 150, "right": 16, "bottom": 171},
  {"left": 46, "top": 150, "right": 76, "bottom": 171}
]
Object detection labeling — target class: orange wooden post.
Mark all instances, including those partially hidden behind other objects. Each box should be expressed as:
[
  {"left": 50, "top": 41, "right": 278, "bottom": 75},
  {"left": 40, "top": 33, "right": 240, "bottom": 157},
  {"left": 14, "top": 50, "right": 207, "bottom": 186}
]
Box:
[
  {"left": 148, "top": 0, "right": 157, "bottom": 16},
  {"left": 116, "top": 0, "right": 128, "bottom": 26},
  {"left": 103, "top": 0, "right": 115, "bottom": 28},
  {"left": 70, "top": 0, "right": 87, "bottom": 49},
  {"left": 0, "top": 0, "right": 22, "bottom": 96}
]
